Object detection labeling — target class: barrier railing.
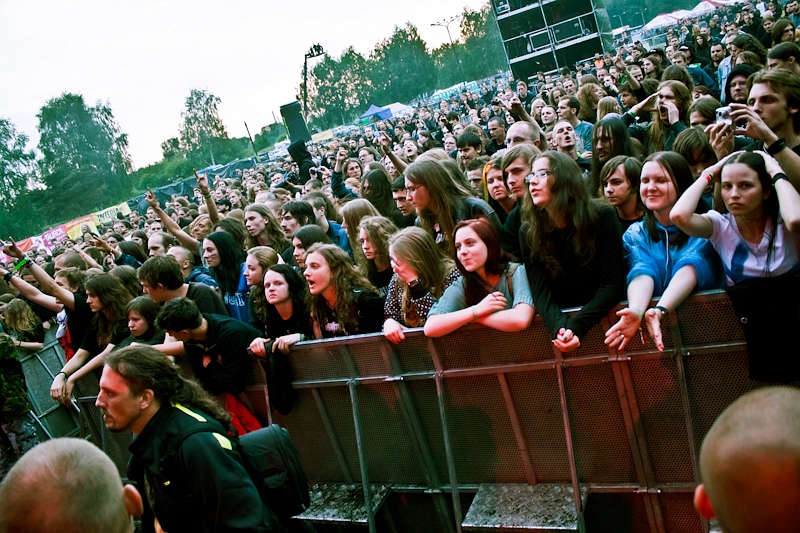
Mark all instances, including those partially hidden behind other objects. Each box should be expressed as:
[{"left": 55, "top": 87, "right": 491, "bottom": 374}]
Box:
[
  {"left": 24, "top": 290, "right": 773, "bottom": 532},
  {"left": 243, "top": 289, "right": 768, "bottom": 532}
]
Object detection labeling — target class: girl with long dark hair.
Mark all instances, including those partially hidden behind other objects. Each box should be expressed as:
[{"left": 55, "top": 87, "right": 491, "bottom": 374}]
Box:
[
  {"left": 405, "top": 159, "right": 500, "bottom": 256},
  {"left": 672, "top": 150, "right": 800, "bottom": 284},
  {"left": 424, "top": 218, "right": 535, "bottom": 337},
  {"left": 243, "top": 246, "right": 280, "bottom": 333},
  {"left": 623, "top": 80, "right": 691, "bottom": 153},
  {"left": 115, "top": 295, "right": 166, "bottom": 348},
  {"left": 50, "top": 273, "right": 132, "bottom": 403},
  {"left": 383, "top": 227, "right": 461, "bottom": 343},
  {"left": 291, "top": 225, "right": 332, "bottom": 270},
  {"left": 243, "top": 203, "right": 292, "bottom": 262},
  {"left": 249, "top": 264, "right": 313, "bottom": 355},
  {"left": 204, "top": 231, "right": 249, "bottom": 322},
  {"left": 521, "top": 151, "right": 626, "bottom": 352}
]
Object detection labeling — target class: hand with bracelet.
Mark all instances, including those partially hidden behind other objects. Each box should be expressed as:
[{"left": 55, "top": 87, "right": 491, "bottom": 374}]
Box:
[
  {"left": 604, "top": 307, "right": 645, "bottom": 350},
  {"left": 50, "top": 371, "right": 69, "bottom": 403}
]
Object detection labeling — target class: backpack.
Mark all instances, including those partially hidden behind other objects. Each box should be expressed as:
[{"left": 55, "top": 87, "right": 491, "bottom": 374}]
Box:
[
  {"left": 239, "top": 424, "right": 311, "bottom": 521},
  {"left": 167, "top": 418, "right": 310, "bottom": 523}
]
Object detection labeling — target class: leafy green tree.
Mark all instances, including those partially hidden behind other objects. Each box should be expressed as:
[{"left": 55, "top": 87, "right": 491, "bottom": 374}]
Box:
[
  {"left": 178, "top": 89, "right": 228, "bottom": 155},
  {"left": 0, "top": 118, "right": 38, "bottom": 238},
  {"left": 37, "top": 93, "right": 132, "bottom": 177},
  {"left": 161, "top": 137, "right": 182, "bottom": 160},
  {"left": 33, "top": 93, "right": 133, "bottom": 223},
  {"left": 0, "top": 118, "right": 37, "bottom": 206},
  {"left": 368, "top": 23, "right": 437, "bottom": 104},
  {"left": 458, "top": 5, "right": 508, "bottom": 80},
  {"left": 305, "top": 47, "right": 373, "bottom": 129}
]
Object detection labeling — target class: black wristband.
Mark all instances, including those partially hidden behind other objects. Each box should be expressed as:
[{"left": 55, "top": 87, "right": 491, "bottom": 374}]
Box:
[
  {"left": 772, "top": 173, "right": 789, "bottom": 186},
  {"left": 767, "top": 137, "right": 787, "bottom": 156},
  {"left": 3, "top": 271, "right": 12, "bottom": 282},
  {"left": 655, "top": 305, "right": 669, "bottom": 316}
]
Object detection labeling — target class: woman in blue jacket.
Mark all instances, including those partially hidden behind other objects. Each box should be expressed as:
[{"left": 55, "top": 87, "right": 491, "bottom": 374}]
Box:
[{"left": 605, "top": 152, "right": 721, "bottom": 352}]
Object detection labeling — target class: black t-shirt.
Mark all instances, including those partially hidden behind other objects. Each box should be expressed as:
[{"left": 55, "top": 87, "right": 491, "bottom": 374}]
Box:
[
  {"left": 65, "top": 292, "right": 92, "bottom": 352},
  {"left": 80, "top": 318, "right": 130, "bottom": 355},
  {"left": 317, "top": 288, "right": 384, "bottom": 338},
  {"left": 183, "top": 314, "right": 261, "bottom": 396},
  {"left": 370, "top": 267, "right": 394, "bottom": 296},
  {"left": 186, "top": 283, "right": 228, "bottom": 316}
]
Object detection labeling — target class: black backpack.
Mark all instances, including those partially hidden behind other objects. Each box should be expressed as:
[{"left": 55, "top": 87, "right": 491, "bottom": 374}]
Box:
[
  {"left": 239, "top": 424, "right": 311, "bottom": 521},
  {"left": 167, "top": 420, "right": 310, "bottom": 523}
]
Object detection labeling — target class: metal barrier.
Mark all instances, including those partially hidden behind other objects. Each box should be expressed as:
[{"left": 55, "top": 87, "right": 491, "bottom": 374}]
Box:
[
  {"left": 242, "top": 290, "right": 773, "bottom": 533},
  {"left": 20, "top": 290, "right": 770, "bottom": 531}
]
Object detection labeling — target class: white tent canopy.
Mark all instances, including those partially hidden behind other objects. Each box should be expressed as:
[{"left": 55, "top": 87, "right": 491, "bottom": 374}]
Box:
[
  {"left": 690, "top": 1, "right": 719, "bottom": 15},
  {"left": 643, "top": 13, "right": 680, "bottom": 30}
]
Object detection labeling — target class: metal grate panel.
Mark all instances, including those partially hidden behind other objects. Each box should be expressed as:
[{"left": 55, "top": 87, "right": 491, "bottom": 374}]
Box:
[
  {"left": 683, "top": 349, "right": 760, "bottom": 460},
  {"left": 273, "top": 388, "right": 355, "bottom": 483},
  {"left": 291, "top": 343, "right": 351, "bottom": 382},
  {"left": 393, "top": 332, "right": 435, "bottom": 373},
  {"left": 583, "top": 492, "right": 653, "bottom": 533},
  {"left": 436, "top": 324, "right": 555, "bottom": 370},
  {"left": 347, "top": 341, "right": 388, "bottom": 378},
  {"left": 355, "top": 382, "right": 428, "bottom": 485},
  {"left": 405, "top": 379, "right": 450, "bottom": 485},
  {"left": 444, "top": 374, "right": 527, "bottom": 484},
  {"left": 563, "top": 363, "right": 638, "bottom": 483},
  {"left": 505, "top": 370, "right": 572, "bottom": 482},
  {"left": 676, "top": 297, "right": 744, "bottom": 347},
  {"left": 659, "top": 492, "right": 704, "bottom": 533},
  {"left": 628, "top": 357, "right": 694, "bottom": 484}
]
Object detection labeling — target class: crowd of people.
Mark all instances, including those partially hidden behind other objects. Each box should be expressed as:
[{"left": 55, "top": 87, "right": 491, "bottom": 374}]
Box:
[{"left": 1, "top": 0, "right": 799, "bottom": 529}]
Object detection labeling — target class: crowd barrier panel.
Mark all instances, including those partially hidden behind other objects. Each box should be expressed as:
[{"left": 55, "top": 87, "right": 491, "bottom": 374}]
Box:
[
  {"left": 243, "top": 289, "right": 767, "bottom": 533},
  {"left": 21, "top": 290, "right": 770, "bottom": 532}
]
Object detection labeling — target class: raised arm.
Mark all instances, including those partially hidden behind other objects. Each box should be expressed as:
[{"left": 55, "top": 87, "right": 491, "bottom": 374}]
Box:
[
  {"left": 0, "top": 266, "right": 62, "bottom": 312},
  {"left": 378, "top": 132, "right": 408, "bottom": 174},
  {"left": 2, "top": 238, "right": 76, "bottom": 310},
  {"left": 670, "top": 173, "right": 715, "bottom": 239},
  {"left": 758, "top": 150, "right": 800, "bottom": 234},
  {"left": 196, "top": 172, "right": 220, "bottom": 225},
  {"left": 146, "top": 189, "right": 199, "bottom": 250}
]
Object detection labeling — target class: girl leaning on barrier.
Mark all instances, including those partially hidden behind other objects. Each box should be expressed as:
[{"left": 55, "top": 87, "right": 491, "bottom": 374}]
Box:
[
  {"left": 604, "top": 152, "right": 722, "bottom": 353},
  {"left": 383, "top": 227, "right": 461, "bottom": 344},
  {"left": 249, "top": 264, "right": 313, "bottom": 356},
  {"left": 424, "top": 218, "right": 535, "bottom": 338}
]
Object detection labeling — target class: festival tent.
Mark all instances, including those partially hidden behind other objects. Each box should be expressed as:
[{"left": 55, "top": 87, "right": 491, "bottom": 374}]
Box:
[
  {"left": 671, "top": 9, "right": 694, "bottom": 19},
  {"left": 359, "top": 104, "right": 392, "bottom": 121},
  {"left": 383, "top": 102, "right": 414, "bottom": 118},
  {"left": 643, "top": 13, "right": 681, "bottom": 30},
  {"left": 690, "top": 1, "right": 719, "bottom": 15}
]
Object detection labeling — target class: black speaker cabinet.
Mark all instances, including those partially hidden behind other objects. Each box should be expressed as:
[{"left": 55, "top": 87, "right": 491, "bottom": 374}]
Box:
[{"left": 280, "top": 101, "right": 311, "bottom": 144}]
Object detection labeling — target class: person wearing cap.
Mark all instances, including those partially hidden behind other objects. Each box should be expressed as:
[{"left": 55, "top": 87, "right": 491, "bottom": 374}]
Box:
[{"left": 724, "top": 64, "right": 756, "bottom": 105}]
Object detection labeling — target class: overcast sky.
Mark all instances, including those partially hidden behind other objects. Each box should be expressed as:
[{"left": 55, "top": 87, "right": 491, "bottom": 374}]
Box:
[{"left": 0, "top": 0, "right": 487, "bottom": 168}]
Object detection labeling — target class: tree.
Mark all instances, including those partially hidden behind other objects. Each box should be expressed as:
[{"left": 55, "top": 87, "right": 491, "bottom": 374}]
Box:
[
  {"left": 0, "top": 118, "right": 39, "bottom": 238},
  {"left": 37, "top": 93, "right": 132, "bottom": 177},
  {"left": 178, "top": 89, "right": 228, "bottom": 155},
  {"left": 369, "top": 23, "right": 437, "bottom": 105},
  {"left": 0, "top": 118, "right": 36, "bottom": 206},
  {"left": 34, "top": 93, "right": 134, "bottom": 222},
  {"left": 458, "top": 5, "right": 508, "bottom": 81},
  {"left": 304, "top": 48, "right": 373, "bottom": 130}
]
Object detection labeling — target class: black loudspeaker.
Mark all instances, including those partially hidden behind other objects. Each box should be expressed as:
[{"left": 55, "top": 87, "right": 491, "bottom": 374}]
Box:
[{"left": 280, "top": 102, "right": 311, "bottom": 144}]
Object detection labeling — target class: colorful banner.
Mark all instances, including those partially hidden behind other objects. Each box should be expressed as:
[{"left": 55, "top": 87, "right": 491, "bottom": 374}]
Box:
[
  {"left": 64, "top": 215, "right": 98, "bottom": 240},
  {"left": 92, "top": 202, "right": 131, "bottom": 227}
]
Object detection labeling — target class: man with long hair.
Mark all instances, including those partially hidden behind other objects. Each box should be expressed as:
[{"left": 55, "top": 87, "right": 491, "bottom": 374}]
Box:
[{"left": 96, "top": 345, "right": 281, "bottom": 533}]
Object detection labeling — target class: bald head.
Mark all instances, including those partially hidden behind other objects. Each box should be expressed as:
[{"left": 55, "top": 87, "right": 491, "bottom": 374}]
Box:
[
  {"left": 506, "top": 121, "right": 543, "bottom": 149},
  {"left": 696, "top": 387, "right": 800, "bottom": 532},
  {"left": 0, "top": 438, "right": 142, "bottom": 533}
]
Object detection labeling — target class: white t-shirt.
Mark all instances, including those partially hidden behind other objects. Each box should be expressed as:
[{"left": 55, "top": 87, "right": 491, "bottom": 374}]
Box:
[{"left": 707, "top": 210, "right": 800, "bottom": 285}]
